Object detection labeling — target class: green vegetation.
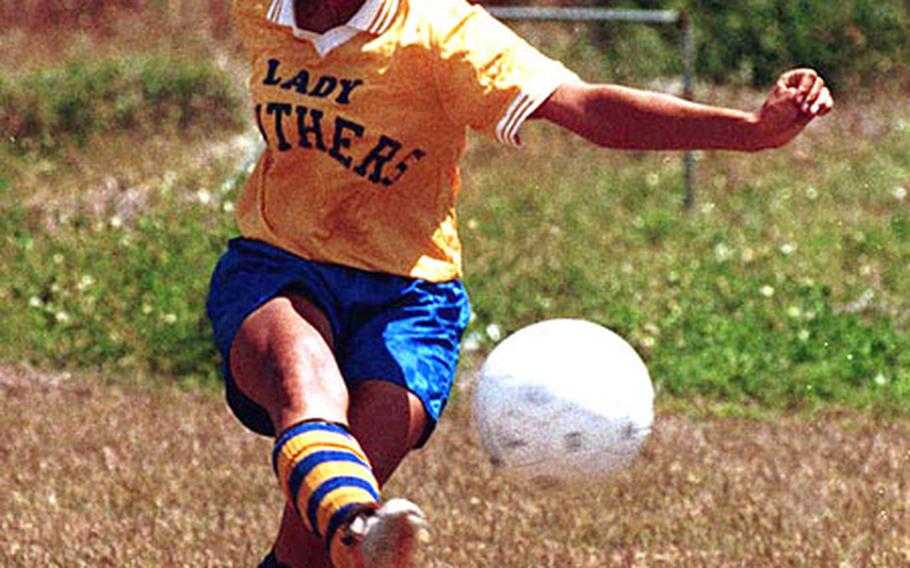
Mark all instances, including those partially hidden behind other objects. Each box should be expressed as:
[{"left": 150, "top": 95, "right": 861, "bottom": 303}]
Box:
[
  {"left": 0, "top": 52, "right": 242, "bottom": 154},
  {"left": 458, "top": 117, "right": 910, "bottom": 413},
  {"left": 521, "top": 1, "right": 909, "bottom": 90},
  {"left": 0, "top": 195, "right": 231, "bottom": 383},
  {"left": 685, "top": 0, "right": 910, "bottom": 88},
  {"left": 1, "top": 20, "right": 909, "bottom": 414}
]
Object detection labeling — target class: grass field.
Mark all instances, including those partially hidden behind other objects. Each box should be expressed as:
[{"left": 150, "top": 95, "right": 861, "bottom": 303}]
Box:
[
  {"left": 2, "top": 5, "right": 910, "bottom": 566},
  {"left": 1, "top": 365, "right": 909, "bottom": 567}
]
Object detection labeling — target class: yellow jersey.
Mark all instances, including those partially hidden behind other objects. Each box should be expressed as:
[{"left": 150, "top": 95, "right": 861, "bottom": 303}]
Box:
[{"left": 232, "top": 0, "right": 577, "bottom": 281}]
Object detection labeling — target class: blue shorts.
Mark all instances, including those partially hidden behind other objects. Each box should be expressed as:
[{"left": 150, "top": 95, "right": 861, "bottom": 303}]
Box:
[{"left": 205, "top": 238, "right": 471, "bottom": 445}]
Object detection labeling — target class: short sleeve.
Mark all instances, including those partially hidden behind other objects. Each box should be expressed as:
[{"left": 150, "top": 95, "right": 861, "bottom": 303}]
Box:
[{"left": 429, "top": 0, "right": 579, "bottom": 146}]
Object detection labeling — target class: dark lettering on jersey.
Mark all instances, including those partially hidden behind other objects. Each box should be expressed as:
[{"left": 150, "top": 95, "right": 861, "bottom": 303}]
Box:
[
  {"left": 354, "top": 135, "right": 402, "bottom": 186},
  {"left": 262, "top": 58, "right": 363, "bottom": 105},
  {"left": 266, "top": 102, "right": 293, "bottom": 151},
  {"left": 296, "top": 106, "right": 327, "bottom": 151},
  {"left": 280, "top": 70, "right": 311, "bottom": 94},
  {"left": 309, "top": 76, "right": 338, "bottom": 99},
  {"left": 263, "top": 58, "right": 283, "bottom": 86},
  {"left": 336, "top": 79, "right": 364, "bottom": 105},
  {"left": 385, "top": 149, "right": 427, "bottom": 185},
  {"left": 259, "top": 100, "right": 425, "bottom": 187},
  {"left": 329, "top": 117, "right": 365, "bottom": 168}
]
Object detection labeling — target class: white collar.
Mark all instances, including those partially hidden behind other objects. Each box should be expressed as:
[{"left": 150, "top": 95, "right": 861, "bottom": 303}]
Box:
[{"left": 266, "top": 0, "right": 400, "bottom": 56}]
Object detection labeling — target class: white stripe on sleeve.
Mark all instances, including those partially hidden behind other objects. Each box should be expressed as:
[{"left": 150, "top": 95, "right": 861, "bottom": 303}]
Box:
[{"left": 495, "top": 68, "right": 580, "bottom": 147}]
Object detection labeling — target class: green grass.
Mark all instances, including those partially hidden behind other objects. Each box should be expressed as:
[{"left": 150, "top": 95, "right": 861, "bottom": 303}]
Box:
[
  {"left": 458, "top": 111, "right": 910, "bottom": 413},
  {"left": 1, "top": 55, "right": 909, "bottom": 414},
  {"left": 0, "top": 200, "right": 228, "bottom": 382},
  {"left": 1, "top": 51, "right": 242, "bottom": 154}
]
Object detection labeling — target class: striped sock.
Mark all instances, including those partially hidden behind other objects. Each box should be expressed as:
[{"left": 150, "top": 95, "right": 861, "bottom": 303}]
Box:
[{"left": 272, "top": 421, "right": 381, "bottom": 567}]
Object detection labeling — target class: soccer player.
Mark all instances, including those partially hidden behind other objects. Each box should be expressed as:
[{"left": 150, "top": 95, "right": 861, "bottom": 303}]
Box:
[{"left": 208, "top": 0, "right": 833, "bottom": 566}]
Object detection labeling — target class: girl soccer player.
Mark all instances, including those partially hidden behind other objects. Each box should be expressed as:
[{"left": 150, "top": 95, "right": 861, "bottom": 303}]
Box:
[{"left": 208, "top": 0, "right": 833, "bottom": 566}]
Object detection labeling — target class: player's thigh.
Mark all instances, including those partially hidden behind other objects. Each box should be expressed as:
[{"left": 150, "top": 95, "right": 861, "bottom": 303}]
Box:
[
  {"left": 348, "top": 380, "right": 429, "bottom": 483},
  {"left": 229, "top": 292, "right": 349, "bottom": 430}
]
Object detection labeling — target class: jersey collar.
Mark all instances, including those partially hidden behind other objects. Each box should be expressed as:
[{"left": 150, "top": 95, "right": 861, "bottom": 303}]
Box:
[{"left": 266, "top": 0, "right": 400, "bottom": 55}]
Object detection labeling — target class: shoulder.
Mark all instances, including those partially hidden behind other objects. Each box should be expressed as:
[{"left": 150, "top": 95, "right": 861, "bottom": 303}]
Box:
[
  {"left": 404, "top": 0, "right": 494, "bottom": 37},
  {"left": 232, "top": 0, "right": 272, "bottom": 22},
  {"left": 232, "top": 0, "right": 277, "bottom": 38},
  {"left": 232, "top": 0, "right": 287, "bottom": 58}
]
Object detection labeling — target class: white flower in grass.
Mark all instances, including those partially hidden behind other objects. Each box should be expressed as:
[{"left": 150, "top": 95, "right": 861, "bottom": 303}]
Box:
[
  {"left": 28, "top": 296, "right": 43, "bottom": 308},
  {"left": 759, "top": 285, "right": 775, "bottom": 298},
  {"left": 798, "top": 329, "right": 811, "bottom": 342},
  {"left": 714, "top": 243, "right": 732, "bottom": 262},
  {"left": 462, "top": 331, "right": 483, "bottom": 353},
  {"left": 780, "top": 243, "right": 797, "bottom": 256},
  {"left": 163, "top": 313, "right": 178, "bottom": 324},
  {"left": 485, "top": 323, "right": 502, "bottom": 342},
  {"left": 874, "top": 373, "right": 889, "bottom": 386},
  {"left": 197, "top": 189, "right": 212, "bottom": 205},
  {"left": 787, "top": 306, "right": 802, "bottom": 319},
  {"left": 55, "top": 311, "right": 70, "bottom": 324},
  {"left": 142, "top": 304, "right": 153, "bottom": 315},
  {"left": 77, "top": 275, "right": 95, "bottom": 291},
  {"left": 893, "top": 186, "right": 907, "bottom": 201},
  {"left": 806, "top": 186, "right": 819, "bottom": 200},
  {"left": 222, "top": 201, "right": 235, "bottom": 213},
  {"left": 110, "top": 215, "right": 123, "bottom": 229}
]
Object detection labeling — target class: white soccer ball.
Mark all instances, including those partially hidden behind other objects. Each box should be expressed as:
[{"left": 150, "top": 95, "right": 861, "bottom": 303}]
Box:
[{"left": 473, "top": 319, "right": 654, "bottom": 485}]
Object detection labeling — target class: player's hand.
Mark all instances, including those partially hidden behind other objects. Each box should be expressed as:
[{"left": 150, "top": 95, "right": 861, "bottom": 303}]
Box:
[{"left": 753, "top": 68, "right": 834, "bottom": 149}]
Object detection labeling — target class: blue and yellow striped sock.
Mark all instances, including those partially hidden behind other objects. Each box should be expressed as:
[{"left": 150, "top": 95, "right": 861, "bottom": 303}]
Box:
[{"left": 272, "top": 421, "right": 381, "bottom": 567}]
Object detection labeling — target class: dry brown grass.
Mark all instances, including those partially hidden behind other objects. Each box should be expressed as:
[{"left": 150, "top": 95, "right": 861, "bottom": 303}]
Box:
[
  {"left": 1, "top": 365, "right": 908, "bottom": 567},
  {"left": 0, "top": 1, "right": 235, "bottom": 74}
]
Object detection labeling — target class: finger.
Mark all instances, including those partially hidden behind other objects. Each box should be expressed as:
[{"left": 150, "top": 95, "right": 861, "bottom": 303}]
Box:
[
  {"left": 795, "top": 72, "right": 817, "bottom": 104},
  {"left": 773, "top": 76, "right": 800, "bottom": 105},
  {"left": 781, "top": 68, "right": 814, "bottom": 87},
  {"left": 801, "top": 77, "right": 826, "bottom": 113},
  {"left": 811, "top": 89, "right": 835, "bottom": 116},
  {"left": 777, "top": 68, "right": 803, "bottom": 90}
]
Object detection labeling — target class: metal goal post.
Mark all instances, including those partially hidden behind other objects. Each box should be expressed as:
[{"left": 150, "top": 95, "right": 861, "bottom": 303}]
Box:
[{"left": 487, "top": 6, "right": 697, "bottom": 209}]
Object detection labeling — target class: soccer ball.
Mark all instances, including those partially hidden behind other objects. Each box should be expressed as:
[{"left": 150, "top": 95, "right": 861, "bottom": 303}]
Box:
[{"left": 473, "top": 319, "right": 654, "bottom": 485}]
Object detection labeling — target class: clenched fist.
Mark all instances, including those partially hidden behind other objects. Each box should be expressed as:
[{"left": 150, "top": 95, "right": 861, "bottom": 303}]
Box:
[{"left": 754, "top": 68, "right": 835, "bottom": 149}]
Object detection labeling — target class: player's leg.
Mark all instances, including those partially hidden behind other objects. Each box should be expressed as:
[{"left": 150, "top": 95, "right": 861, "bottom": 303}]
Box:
[
  {"left": 231, "top": 293, "right": 383, "bottom": 568},
  {"left": 270, "top": 380, "right": 430, "bottom": 567},
  {"left": 230, "top": 293, "right": 348, "bottom": 430}
]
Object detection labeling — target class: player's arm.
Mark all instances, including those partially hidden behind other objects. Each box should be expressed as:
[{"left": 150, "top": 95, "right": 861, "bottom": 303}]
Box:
[{"left": 533, "top": 68, "right": 834, "bottom": 152}]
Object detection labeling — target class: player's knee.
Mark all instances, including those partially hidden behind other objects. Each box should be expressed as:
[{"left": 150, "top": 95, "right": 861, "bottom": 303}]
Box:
[{"left": 266, "top": 348, "right": 348, "bottom": 424}]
